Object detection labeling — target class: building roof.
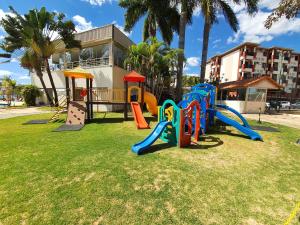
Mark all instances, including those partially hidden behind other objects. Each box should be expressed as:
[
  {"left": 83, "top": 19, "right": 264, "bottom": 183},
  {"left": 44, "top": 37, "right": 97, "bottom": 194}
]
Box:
[
  {"left": 123, "top": 71, "right": 146, "bottom": 82},
  {"left": 218, "top": 76, "right": 282, "bottom": 90},
  {"left": 64, "top": 67, "right": 94, "bottom": 79}
]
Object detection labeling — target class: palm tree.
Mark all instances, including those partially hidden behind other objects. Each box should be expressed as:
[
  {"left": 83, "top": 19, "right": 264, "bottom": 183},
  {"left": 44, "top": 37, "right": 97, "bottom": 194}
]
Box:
[
  {"left": 173, "top": 0, "right": 197, "bottom": 101},
  {"left": 199, "top": 0, "right": 258, "bottom": 82},
  {"left": 20, "top": 50, "right": 54, "bottom": 105},
  {"left": 124, "top": 37, "right": 182, "bottom": 101},
  {"left": 119, "top": 0, "right": 180, "bottom": 45},
  {"left": 1, "top": 7, "right": 80, "bottom": 106}
]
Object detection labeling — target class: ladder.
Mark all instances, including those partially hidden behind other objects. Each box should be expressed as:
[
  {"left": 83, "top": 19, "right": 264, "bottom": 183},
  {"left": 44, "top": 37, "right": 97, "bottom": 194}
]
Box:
[{"left": 49, "top": 96, "right": 68, "bottom": 123}]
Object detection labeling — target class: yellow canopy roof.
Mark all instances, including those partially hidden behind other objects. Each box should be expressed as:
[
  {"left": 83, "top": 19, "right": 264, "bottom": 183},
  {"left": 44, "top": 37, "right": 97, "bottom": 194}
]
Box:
[{"left": 63, "top": 67, "right": 94, "bottom": 79}]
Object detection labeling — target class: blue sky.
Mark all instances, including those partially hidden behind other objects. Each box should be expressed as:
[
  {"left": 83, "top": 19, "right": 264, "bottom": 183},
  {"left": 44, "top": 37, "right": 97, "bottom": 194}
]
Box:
[{"left": 1, "top": 0, "right": 300, "bottom": 84}]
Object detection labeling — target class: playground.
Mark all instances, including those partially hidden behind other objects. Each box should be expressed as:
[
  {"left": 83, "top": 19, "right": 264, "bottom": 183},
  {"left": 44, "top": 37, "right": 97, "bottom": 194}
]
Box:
[
  {"left": 0, "top": 71, "right": 299, "bottom": 224},
  {"left": 0, "top": 110, "right": 300, "bottom": 224}
]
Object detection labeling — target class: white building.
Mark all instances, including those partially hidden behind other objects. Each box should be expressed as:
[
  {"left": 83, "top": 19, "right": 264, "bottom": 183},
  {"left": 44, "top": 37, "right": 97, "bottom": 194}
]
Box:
[
  {"left": 31, "top": 24, "right": 134, "bottom": 111},
  {"left": 206, "top": 42, "right": 300, "bottom": 100}
]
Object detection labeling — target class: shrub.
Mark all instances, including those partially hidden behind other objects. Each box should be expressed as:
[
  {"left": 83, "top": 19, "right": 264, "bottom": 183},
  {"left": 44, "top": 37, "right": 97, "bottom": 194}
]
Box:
[{"left": 21, "top": 85, "right": 41, "bottom": 106}]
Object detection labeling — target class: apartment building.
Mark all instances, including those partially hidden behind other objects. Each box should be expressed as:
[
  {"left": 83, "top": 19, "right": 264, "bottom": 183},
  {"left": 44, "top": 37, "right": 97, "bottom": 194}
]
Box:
[
  {"left": 205, "top": 42, "right": 300, "bottom": 100},
  {"left": 31, "top": 24, "right": 134, "bottom": 111}
]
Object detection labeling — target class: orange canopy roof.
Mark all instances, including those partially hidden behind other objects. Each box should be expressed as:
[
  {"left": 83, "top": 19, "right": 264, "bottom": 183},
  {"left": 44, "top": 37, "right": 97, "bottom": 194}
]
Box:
[
  {"left": 64, "top": 67, "right": 94, "bottom": 79},
  {"left": 123, "top": 71, "right": 145, "bottom": 82}
]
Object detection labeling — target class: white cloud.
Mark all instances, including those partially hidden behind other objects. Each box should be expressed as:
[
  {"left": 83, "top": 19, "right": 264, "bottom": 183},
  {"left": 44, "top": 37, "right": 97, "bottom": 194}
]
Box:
[
  {"left": 193, "top": 6, "right": 201, "bottom": 16},
  {"left": 213, "top": 39, "right": 221, "bottom": 44},
  {"left": 0, "top": 69, "right": 13, "bottom": 77},
  {"left": 0, "top": 35, "right": 4, "bottom": 40},
  {"left": 186, "top": 57, "right": 200, "bottom": 67},
  {"left": 185, "top": 73, "right": 199, "bottom": 77},
  {"left": 72, "top": 15, "right": 94, "bottom": 32},
  {"left": 227, "top": 0, "right": 300, "bottom": 44},
  {"left": 227, "top": 31, "right": 241, "bottom": 44},
  {"left": 18, "top": 75, "right": 30, "bottom": 80},
  {"left": 112, "top": 21, "right": 131, "bottom": 37},
  {"left": 82, "top": 0, "right": 113, "bottom": 6}
]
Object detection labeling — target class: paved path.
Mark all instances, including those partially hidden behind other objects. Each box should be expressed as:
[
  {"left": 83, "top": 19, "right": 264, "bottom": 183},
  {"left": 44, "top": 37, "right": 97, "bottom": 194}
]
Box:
[
  {"left": 243, "top": 113, "right": 300, "bottom": 129},
  {"left": 0, "top": 107, "right": 51, "bottom": 120}
]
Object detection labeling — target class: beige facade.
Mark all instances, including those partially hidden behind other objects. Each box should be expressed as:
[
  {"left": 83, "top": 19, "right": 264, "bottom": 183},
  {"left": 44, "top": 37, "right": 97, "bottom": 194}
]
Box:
[
  {"left": 206, "top": 42, "right": 300, "bottom": 100},
  {"left": 30, "top": 24, "right": 134, "bottom": 111}
]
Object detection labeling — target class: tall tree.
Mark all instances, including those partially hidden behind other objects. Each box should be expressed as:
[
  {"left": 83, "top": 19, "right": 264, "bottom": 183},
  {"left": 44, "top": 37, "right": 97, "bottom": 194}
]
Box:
[
  {"left": 1, "top": 75, "right": 16, "bottom": 104},
  {"left": 173, "top": 0, "right": 197, "bottom": 101},
  {"left": 199, "top": 0, "right": 258, "bottom": 82},
  {"left": 1, "top": 7, "right": 80, "bottom": 106},
  {"left": 124, "top": 37, "right": 182, "bottom": 101},
  {"left": 265, "top": 0, "right": 300, "bottom": 28},
  {"left": 119, "top": 0, "right": 180, "bottom": 45},
  {"left": 20, "top": 50, "right": 53, "bottom": 105}
]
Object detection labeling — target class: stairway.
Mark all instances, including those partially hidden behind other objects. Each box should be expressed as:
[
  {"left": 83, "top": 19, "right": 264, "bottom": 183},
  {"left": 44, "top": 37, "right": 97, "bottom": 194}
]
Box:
[{"left": 49, "top": 96, "right": 68, "bottom": 123}]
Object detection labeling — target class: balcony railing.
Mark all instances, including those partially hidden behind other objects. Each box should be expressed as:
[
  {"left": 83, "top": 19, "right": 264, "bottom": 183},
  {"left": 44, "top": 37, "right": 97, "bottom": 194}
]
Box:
[{"left": 49, "top": 57, "right": 110, "bottom": 71}]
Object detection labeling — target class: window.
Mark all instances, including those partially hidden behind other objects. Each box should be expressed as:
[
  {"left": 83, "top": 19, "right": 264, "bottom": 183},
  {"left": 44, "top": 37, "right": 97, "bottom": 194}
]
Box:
[
  {"left": 80, "top": 48, "right": 93, "bottom": 61},
  {"left": 247, "top": 88, "right": 267, "bottom": 102},
  {"left": 263, "top": 51, "right": 268, "bottom": 57},
  {"left": 294, "top": 67, "right": 298, "bottom": 72},
  {"left": 114, "top": 46, "right": 127, "bottom": 68},
  {"left": 295, "top": 56, "right": 299, "bottom": 61}
]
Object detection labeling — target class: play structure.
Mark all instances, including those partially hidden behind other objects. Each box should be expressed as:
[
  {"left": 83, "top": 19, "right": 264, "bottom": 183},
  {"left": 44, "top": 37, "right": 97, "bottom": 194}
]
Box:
[
  {"left": 124, "top": 71, "right": 158, "bottom": 129},
  {"left": 47, "top": 68, "right": 158, "bottom": 130},
  {"left": 132, "top": 83, "right": 262, "bottom": 155}
]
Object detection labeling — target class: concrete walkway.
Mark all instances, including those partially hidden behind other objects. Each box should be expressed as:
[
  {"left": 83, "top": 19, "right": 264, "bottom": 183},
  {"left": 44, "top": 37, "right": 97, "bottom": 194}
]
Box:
[
  {"left": 0, "top": 107, "right": 51, "bottom": 120},
  {"left": 243, "top": 113, "right": 300, "bottom": 129}
]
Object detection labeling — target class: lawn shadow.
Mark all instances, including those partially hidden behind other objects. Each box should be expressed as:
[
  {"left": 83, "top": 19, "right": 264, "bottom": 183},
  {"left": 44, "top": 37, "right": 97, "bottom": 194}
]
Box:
[
  {"left": 187, "top": 135, "right": 224, "bottom": 150},
  {"left": 91, "top": 117, "right": 129, "bottom": 124},
  {"left": 139, "top": 143, "right": 175, "bottom": 155},
  {"left": 208, "top": 123, "right": 253, "bottom": 140}
]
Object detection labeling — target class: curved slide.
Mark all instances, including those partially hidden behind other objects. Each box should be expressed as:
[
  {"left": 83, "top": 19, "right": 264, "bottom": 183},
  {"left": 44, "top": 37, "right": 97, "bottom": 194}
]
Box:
[
  {"left": 214, "top": 110, "right": 262, "bottom": 140},
  {"left": 216, "top": 104, "right": 250, "bottom": 128},
  {"left": 144, "top": 91, "right": 158, "bottom": 115},
  {"left": 131, "top": 102, "right": 150, "bottom": 129},
  {"left": 132, "top": 121, "right": 171, "bottom": 154}
]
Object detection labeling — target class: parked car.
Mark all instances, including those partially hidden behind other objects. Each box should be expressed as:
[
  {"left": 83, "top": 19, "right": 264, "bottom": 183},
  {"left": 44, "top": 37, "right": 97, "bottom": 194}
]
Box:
[
  {"left": 291, "top": 102, "right": 300, "bottom": 109},
  {"left": 279, "top": 101, "right": 291, "bottom": 109},
  {"left": 265, "top": 101, "right": 281, "bottom": 112}
]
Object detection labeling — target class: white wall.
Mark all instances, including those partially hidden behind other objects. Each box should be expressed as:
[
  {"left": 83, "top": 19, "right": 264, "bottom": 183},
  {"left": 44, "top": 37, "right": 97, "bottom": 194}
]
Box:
[
  {"left": 220, "top": 50, "right": 240, "bottom": 82},
  {"left": 217, "top": 100, "right": 266, "bottom": 114},
  {"left": 205, "top": 62, "right": 211, "bottom": 80}
]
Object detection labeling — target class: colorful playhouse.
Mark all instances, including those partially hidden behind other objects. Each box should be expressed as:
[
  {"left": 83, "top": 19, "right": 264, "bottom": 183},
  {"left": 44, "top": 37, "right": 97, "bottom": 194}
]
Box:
[{"left": 132, "top": 83, "right": 262, "bottom": 155}]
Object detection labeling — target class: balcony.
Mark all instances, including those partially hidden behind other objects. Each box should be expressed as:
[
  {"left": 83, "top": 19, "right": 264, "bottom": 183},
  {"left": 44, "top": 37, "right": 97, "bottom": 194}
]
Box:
[{"left": 49, "top": 57, "right": 110, "bottom": 71}]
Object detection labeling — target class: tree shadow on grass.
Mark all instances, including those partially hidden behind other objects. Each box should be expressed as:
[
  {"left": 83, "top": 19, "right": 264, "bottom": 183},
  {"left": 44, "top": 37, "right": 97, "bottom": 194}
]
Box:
[{"left": 187, "top": 135, "right": 224, "bottom": 150}]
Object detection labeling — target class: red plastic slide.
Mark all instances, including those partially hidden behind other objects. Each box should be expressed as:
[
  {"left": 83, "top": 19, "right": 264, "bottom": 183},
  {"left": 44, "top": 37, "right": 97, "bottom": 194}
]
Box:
[{"left": 130, "top": 102, "right": 150, "bottom": 129}]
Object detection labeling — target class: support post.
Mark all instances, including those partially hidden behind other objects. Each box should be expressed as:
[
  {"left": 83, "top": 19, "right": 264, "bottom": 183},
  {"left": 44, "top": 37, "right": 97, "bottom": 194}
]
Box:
[
  {"left": 71, "top": 77, "right": 76, "bottom": 101},
  {"left": 90, "top": 79, "right": 93, "bottom": 119},
  {"left": 124, "top": 81, "right": 128, "bottom": 120},
  {"left": 65, "top": 76, "right": 70, "bottom": 106},
  {"left": 86, "top": 78, "right": 90, "bottom": 121},
  {"left": 141, "top": 82, "right": 145, "bottom": 109}
]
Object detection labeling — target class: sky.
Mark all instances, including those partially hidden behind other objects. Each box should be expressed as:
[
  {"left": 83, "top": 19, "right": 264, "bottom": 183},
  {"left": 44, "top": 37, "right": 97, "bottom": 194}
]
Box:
[{"left": 0, "top": 0, "right": 300, "bottom": 84}]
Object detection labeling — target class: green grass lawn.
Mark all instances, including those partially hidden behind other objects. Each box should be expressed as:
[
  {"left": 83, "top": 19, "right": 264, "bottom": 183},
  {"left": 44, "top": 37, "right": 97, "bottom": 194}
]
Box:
[{"left": 0, "top": 112, "right": 299, "bottom": 225}]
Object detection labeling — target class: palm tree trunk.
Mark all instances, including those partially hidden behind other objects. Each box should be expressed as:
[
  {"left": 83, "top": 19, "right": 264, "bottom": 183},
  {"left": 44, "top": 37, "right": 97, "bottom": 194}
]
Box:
[
  {"left": 44, "top": 59, "right": 58, "bottom": 106},
  {"left": 34, "top": 66, "right": 54, "bottom": 106},
  {"left": 200, "top": 17, "right": 211, "bottom": 83},
  {"left": 177, "top": 4, "right": 187, "bottom": 102}
]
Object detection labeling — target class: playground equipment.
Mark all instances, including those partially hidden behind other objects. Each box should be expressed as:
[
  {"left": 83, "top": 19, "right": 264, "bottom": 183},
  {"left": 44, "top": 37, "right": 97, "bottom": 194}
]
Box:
[
  {"left": 132, "top": 83, "right": 262, "bottom": 155},
  {"left": 124, "top": 71, "right": 158, "bottom": 129}
]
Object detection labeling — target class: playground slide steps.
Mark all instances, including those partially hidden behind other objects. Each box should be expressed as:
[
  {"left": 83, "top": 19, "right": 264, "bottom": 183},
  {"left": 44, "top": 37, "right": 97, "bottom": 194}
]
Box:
[
  {"left": 132, "top": 121, "right": 171, "bottom": 155},
  {"left": 214, "top": 110, "right": 262, "bottom": 141}
]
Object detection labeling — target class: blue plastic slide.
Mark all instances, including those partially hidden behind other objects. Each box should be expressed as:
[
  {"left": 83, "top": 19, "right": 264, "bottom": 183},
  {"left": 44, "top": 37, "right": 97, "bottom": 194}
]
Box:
[
  {"left": 216, "top": 104, "right": 250, "bottom": 128},
  {"left": 132, "top": 121, "right": 171, "bottom": 155},
  {"left": 214, "top": 110, "right": 262, "bottom": 140}
]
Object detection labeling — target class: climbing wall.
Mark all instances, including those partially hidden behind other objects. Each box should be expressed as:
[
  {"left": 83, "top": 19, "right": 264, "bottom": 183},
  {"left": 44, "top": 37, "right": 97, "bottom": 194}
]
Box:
[{"left": 66, "top": 101, "right": 87, "bottom": 125}]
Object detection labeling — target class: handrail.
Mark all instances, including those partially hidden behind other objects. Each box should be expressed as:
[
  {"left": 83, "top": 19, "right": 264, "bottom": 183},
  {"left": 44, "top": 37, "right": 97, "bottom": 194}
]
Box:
[{"left": 49, "top": 57, "right": 110, "bottom": 71}]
